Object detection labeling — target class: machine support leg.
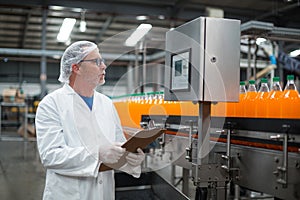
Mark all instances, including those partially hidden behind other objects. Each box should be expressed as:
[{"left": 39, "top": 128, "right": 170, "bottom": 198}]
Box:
[
  {"left": 234, "top": 184, "right": 240, "bottom": 200},
  {"left": 195, "top": 187, "right": 208, "bottom": 200},
  {"left": 182, "top": 168, "right": 189, "bottom": 196}
]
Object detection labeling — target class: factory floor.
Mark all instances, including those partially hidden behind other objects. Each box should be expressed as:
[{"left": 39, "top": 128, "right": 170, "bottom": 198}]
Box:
[
  {"left": 0, "top": 140, "right": 44, "bottom": 200},
  {"left": 0, "top": 138, "right": 275, "bottom": 200}
]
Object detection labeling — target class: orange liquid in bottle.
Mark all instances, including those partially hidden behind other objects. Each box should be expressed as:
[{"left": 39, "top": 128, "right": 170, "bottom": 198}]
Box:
[
  {"left": 281, "top": 90, "right": 300, "bottom": 119},
  {"left": 212, "top": 102, "right": 226, "bottom": 117},
  {"left": 244, "top": 91, "right": 257, "bottom": 118},
  {"left": 256, "top": 91, "right": 270, "bottom": 118},
  {"left": 128, "top": 96, "right": 142, "bottom": 128},
  {"left": 179, "top": 101, "right": 199, "bottom": 116},
  {"left": 235, "top": 93, "right": 246, "bottom": 117},
  {"left": 226, "top": 102, "right": 236, "bottom": 117},
  {"left": 266, "top": 90, "right": 283, "bottom": 118}
]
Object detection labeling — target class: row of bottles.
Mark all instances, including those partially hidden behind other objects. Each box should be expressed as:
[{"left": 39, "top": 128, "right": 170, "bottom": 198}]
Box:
[
  {"left": 114, "top": 75, "right": 300, "bottom": 129},
  {"left": 221, "top": 75, "right": 300, "bottom": 119},
  {"left": 113, "top": 92, "right": 198, "bottom": 128}
]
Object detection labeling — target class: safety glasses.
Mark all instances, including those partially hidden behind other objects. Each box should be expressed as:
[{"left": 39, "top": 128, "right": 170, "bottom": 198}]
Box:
[{"left": 79, "top": 57, "right": 105, "bottom": 67}]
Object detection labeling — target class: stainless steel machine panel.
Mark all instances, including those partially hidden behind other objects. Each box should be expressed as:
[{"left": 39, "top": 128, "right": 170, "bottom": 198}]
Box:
[{"left": 164, "top": 17, "right": 240, "bottom": 102}]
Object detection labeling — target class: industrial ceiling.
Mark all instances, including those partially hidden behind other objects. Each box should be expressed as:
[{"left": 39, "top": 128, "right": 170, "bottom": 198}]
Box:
[{"left": 0, "top": 0, "right": 299, "bottom": 64}]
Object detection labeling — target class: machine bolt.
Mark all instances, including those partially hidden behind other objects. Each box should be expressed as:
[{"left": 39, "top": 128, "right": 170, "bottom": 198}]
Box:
[
  {"left": 273, "top": 171, "right": 279, "bottom": 176},
  {"left": 211, "top": 57, "right": 217, "bottom": 63}
]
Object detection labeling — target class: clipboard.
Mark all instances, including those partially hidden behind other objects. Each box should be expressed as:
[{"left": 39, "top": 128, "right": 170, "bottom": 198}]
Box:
[{"left": 99, "top": 128, "right": 165, "bottom": 172}]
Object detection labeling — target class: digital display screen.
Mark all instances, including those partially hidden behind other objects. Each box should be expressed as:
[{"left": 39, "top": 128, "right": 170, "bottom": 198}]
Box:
[{"left": 171, "top": 50, "right": 190, "bottom": 91}]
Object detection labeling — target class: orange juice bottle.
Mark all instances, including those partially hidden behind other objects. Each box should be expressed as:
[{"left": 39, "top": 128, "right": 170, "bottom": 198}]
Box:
[
  {"left": 266, "top": 77, "right": 283, "bottom": 118},
  {"left": 244, "top": 80, "right": 257, "bottom": 118},
  {"left": 128, "top": 94, "right": 142, "bottom": 128},
  {"left": 281, "top": 75, "right": 300, "bottom": 119},
  {"left": 256, "top": 78, "right": 270, "bottom": 118},
  {"left": 235, "top": 81, "right": 247, "bottom": 117},
  {"left": 180, "top": 101, "right": 199, "bottom": 116},
  {"left": 212, "top": 102, "right": 226, "bottom": 117},
  {"left": 227, "top": 81, "right": 248, "bottom": 117},
  {"left": 137, "top": 93, "right": 148, "bottom": 120},
  {"left": 148, "top": 92, "right": 168, "bottom": 116},
  {"left": 226, "top": 101, "right": 235, "bottom": 117}
]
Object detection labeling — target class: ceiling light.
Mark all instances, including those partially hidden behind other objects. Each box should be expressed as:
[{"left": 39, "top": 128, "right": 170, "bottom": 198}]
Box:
[
  {"left": 158, "top": 15, "right": 165, "bottom": 20},
  {"left": 125, "top": 23, "right": 152, "bottom": 47},
  {"left": 256, "top": 37, "right": 267, "bottom": 45},
  {"left": 80, "top": 21, "right": 87, "bottom": 32},
  {"left": 57, "top": 18, "right": 76, "bottom": 42},
  {"left": 49, "top": 6, "right": 64, "bottom": 11},
  {"left": 136, "top": 15, "right": 148, "bottom": 21},
  {"left": 80, "top": 10, "right": 87, "bottom": 32},
  {"left": 289, "top": 49, "right": 300, "bottom": 57}
]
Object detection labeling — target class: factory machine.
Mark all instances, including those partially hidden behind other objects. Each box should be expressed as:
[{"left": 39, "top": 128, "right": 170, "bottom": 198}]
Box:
[{"left": 114, "top": 17, "right": 300, "bottom": 200}]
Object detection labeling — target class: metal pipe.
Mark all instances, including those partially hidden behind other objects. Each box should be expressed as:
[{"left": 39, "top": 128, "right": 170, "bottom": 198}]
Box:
[
  {"left": 0, "top": 48, "right": 142, "bottom": 61},
  {"left": 247, "top": 38, "right": 252, "bottom": 80},
  {"left": 282, "top": 133, "right": 288, "bottom": 187},
  {"left": 40, "top": 8, "right": 48, "bottom": 99},
  {"left": 226, "top": 127, "right": 231, "bottom": 171}
]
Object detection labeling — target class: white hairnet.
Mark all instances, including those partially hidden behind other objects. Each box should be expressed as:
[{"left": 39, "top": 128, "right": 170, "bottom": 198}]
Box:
[{"left": 58, "top": 40, "right": 98, "bottom": 83}]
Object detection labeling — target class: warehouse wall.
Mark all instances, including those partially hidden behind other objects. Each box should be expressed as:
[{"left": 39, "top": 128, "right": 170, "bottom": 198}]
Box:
[{"left": 0, "top": 59, "right": 165, "bottom": 99}]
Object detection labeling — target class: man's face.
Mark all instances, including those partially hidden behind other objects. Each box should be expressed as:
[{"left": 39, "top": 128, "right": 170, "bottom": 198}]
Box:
[{"left": 77, "top": 49, "right": 107, "bottom": 87}]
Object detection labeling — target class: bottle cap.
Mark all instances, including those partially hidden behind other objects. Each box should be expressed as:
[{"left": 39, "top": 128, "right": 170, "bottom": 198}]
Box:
[
  {"left": 240, "top": 81, "right": 245, "bottom": 85},
  {"left": 260, "top": 78, "right": 268, "bottom": 83},
  {"left": 287, "top": 75, "right": 294, "bottom": 80},
  {"left": 273, "top": 77, "right": 280, "bottom": 82},
  {"left": 249, "top": 80, "right": 255, "bottom": 84}
]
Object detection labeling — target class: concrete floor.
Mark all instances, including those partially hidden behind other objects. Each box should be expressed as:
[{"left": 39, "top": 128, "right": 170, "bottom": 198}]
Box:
[
  {"left": 0, "top": 140, "right": 45, "bottom": 200},
  {"left": 0, "top": 139, "right": 185, "bottom": 200},
  {"left": 0, "top": 139, "right": 275, "bottom": 200}
]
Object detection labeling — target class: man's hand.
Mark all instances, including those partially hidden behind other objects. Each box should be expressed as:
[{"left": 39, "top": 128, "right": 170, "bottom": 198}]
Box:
[
  {"left": 99, "top": 142, "right": 125, "bottom": 164},
  {"left": 125, "top": 148, "right": 145, "bottom": 167}
]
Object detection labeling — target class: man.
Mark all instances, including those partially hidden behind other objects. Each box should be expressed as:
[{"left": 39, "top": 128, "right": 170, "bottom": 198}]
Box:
[{"left": 35, "top": 41, "right": 145, "bottom": 200}]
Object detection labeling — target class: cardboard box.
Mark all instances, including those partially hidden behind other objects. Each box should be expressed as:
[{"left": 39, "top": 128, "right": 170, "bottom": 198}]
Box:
[
  {"left": 2, "top": 88, "right": 25, "bottom": 103},
  {"left": 2, "top": 88, "right": 17, "bottom": 103}
]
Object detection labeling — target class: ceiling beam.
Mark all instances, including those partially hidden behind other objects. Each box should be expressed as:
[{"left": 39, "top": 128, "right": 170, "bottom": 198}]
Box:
[{"left": 95, "top": 16, "right": 114, "bottom": 44}]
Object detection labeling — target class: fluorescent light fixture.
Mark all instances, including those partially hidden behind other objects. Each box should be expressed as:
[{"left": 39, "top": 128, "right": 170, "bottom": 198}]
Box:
[
  {"left": 80, "top": 20, "right": 86, "bottom": 32},
  {"left": 136, "top": 15, "right": 148, "bottom": 20},
  {"left": 289, "top": 49, "right": 300, "bottom": 57},
  {"left": 57, "top": 18, "right": 76, "bottom": 42},
  {"left": 125, "top": 23, "right": 152, "bottom": 47},
  {"left": 50, "top": 6, "right": 64, "bottom": 11},
  {"left": 158, "top": 15, "right": 165, "bottom": 20},
  {"left": 256, "top": 37, "right": 267, "bottom": 45}
]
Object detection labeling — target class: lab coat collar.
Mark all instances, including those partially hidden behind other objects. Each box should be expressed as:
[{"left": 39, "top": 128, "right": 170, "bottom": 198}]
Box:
[
  {"left": 63, "top": 83, "right": 77, "bottom": 95},
  {"left": 62, "top": 83, "right": 96, "bottom": 97}
]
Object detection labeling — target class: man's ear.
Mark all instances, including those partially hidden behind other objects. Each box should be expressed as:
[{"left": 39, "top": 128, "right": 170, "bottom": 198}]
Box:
[{"left": 71, "top": 64, "right": 79, "bottom": 73}]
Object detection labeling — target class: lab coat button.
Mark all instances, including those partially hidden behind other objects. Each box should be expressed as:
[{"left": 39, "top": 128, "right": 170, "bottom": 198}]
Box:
[{"left": 99, "top": 180, "right": 103, "bottom": 184}]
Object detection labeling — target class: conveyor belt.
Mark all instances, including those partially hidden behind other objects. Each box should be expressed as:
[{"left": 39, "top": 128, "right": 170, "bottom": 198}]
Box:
[
  {"left": 142, "top": 115, "right": 300, "bottom": 134},
  {"left": 141, "top": 115, "right": 300, "bottom": 152}
]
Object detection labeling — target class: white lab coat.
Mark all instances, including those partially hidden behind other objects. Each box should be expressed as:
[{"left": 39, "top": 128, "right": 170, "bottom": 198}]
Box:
[{"left": 35, "top": 84, "right": 127, "bottom": 200}]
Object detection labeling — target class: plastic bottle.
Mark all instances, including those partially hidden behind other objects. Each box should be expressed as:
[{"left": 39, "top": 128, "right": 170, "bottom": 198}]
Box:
[
  {"left": 244, "top": 80, "right": 257, "bottom": 118},
  {"left": 226, "top": 96, "right": 236, "bottom": 117},
  {"left": 256, "top": 78, "right": 270, "bottom": 118},
  {"left": 281, "top": 75, "right": 300, "bottom": 119},
  {"left": 266, "top": 77, "right": 283, "bottom": 118},
  {"left": 235, "top": 81, "right": 247, "bottom": 117},
  {"left": 127, "top": 94, "right": 141, "bottom": 128}
]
